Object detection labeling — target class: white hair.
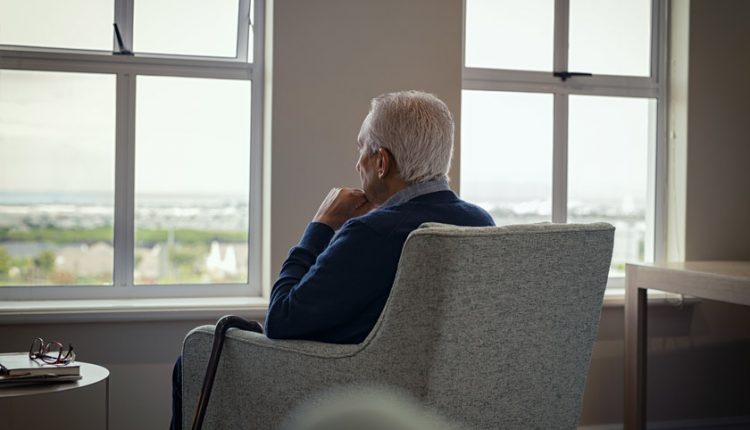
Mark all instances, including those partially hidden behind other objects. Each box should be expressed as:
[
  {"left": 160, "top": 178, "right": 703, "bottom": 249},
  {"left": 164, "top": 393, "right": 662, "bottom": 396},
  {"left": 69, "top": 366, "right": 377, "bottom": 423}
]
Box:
[{"left": 358, "top": 90, "right": 454, "bottom": 184}]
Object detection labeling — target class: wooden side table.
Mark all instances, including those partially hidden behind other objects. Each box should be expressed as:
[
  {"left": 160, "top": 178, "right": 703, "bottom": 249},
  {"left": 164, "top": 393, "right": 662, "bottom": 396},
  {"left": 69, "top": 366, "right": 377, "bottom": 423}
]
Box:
[
  {"left": 624, "top": 261, "right": 750, "bottom": 429},
  {"left": 0, "top": 361, "right": 110, "bottom": 429}
]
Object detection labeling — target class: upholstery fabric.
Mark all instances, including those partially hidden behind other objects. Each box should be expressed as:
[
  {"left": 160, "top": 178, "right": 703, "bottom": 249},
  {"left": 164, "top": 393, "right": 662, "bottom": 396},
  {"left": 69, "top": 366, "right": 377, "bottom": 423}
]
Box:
[{"left": 182, "top": 222, "right": 614, "bottom": 429}]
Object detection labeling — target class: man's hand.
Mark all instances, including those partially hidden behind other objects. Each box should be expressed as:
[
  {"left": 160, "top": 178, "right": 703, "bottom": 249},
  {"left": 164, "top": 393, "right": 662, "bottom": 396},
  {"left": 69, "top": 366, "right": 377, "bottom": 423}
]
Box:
[{"left": 313, "top": 188, "right": 377, "bottom": 230}]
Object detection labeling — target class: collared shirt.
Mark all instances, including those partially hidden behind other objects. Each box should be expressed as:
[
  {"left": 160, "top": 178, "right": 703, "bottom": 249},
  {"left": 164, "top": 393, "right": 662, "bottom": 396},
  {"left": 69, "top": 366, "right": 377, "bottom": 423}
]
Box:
[{"left": 381, "top": 178, "right": 451, "bottom": 208}]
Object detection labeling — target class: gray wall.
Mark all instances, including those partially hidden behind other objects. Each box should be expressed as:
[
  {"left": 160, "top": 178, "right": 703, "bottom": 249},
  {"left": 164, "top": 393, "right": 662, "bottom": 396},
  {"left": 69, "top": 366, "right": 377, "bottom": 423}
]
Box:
[
  {"left": 269, "top": 0, "right": 463, "bottom": 278},
  {"left": 2, "top": 1, "right": 750, "bottom": 429},
  {"left": 683, "top": 0, "right": 750, "bottom": 261}
]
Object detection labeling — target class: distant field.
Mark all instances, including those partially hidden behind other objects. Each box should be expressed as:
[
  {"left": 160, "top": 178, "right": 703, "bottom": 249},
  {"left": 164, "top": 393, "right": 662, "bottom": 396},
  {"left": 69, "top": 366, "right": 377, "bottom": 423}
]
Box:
[{"left": 0, "top": 227, "right": 247, "bottom": 245}]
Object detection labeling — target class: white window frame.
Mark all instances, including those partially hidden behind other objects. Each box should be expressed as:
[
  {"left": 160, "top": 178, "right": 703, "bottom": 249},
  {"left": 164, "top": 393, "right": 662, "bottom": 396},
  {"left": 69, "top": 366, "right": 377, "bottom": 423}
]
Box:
[
  {"left": 0, "top": 0, "right": 265, "bottom": 300},
  {"left": 462, "top": 0, "right": 668, "bottom": 288}
]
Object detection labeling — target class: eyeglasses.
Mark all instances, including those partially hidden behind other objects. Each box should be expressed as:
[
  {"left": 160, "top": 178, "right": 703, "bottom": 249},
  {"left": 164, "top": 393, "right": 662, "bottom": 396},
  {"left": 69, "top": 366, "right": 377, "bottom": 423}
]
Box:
[{"left": 29, "top": 338, "right": 76, "bottom": 365}]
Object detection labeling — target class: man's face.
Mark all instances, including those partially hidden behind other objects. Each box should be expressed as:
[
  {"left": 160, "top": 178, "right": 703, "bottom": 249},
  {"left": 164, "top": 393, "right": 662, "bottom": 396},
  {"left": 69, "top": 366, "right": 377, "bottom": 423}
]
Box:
[
  {"left": 356, "top": 113, "right": 389, "bottom": 203},
  {"left": 356, "top": 138, "right": 379, "bottom": 201}
]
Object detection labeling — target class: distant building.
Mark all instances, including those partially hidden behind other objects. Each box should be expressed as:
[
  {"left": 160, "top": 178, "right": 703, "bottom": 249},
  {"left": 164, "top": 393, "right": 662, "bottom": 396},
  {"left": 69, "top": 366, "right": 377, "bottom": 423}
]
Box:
[
  {"left": 135, "top": 244, "right": 164, "bottom": 282},
  {"left": 55, "top": 242, "right": 113, "bottom": 277},
  {"left": 206, "top": 241, "right": 241, "bottom": 276}
]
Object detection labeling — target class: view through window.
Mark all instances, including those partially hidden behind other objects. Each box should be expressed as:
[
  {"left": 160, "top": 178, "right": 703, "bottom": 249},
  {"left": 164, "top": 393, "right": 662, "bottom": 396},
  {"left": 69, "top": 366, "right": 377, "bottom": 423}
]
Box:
[
  {"left": 0, "top": 0, "right": 261, "bottom": 293},
  {"left": 0, "top": 70, "right": 116, "bottom": 285},
  {"left": 133, "top": 76, "right": 252, "bottom": 285},
  {"left": 462, "top": 0, "right": 662, "bottom": 277}
]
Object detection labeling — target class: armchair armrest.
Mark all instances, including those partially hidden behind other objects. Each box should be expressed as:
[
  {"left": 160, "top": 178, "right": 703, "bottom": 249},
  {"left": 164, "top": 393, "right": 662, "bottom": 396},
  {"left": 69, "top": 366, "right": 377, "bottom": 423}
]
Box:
[{"left": 181, "top": 325, "right": 376, "bottom": 430}]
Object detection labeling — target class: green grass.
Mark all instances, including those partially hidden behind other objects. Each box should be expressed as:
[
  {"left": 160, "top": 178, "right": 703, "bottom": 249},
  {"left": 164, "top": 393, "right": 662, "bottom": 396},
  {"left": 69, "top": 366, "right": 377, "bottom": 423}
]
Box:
[
  {"left": 136, "top": 229, "right": 246, "bottom": 246},
  {"left": 0, "top": 227, "right": 246, "bottom": 246},
  {"left": 0, "top": 227, "right": 113, "bottom": 243}
]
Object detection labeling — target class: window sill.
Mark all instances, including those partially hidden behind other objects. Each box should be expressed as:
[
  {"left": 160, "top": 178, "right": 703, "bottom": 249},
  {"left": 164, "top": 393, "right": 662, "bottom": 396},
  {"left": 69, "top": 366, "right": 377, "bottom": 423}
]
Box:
[
  {"left": 0, "top": 297, "right": 269, "bottom": 325},
  {"left": 0, "top": 290, "right": 695, "bottom": 325}
]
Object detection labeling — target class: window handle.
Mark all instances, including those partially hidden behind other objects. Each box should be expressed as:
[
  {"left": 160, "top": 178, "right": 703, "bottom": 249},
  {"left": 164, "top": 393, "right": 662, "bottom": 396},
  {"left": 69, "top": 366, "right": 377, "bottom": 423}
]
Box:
[
  {"left": 113, "top": 23, "right": 133, "bottom": 56},
  {"left": 553, "top": 71, "right": 593, "bottom": 82}
]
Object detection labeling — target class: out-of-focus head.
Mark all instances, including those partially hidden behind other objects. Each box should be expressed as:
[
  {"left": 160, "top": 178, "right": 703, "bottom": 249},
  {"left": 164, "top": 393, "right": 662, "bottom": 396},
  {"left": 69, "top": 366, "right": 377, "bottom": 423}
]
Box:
[
  {"left": 357, "top": 91, "right": 454, "bottom": 184},
  {"left": 282, "top": 385, "right": 459, "bottom": 430}
]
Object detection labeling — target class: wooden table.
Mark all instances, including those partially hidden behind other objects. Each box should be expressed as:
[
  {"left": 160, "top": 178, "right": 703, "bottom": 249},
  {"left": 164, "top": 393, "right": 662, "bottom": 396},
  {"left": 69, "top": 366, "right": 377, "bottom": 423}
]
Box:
[{"left": 624, "top": 261, "right": 750, "bottom": 429}]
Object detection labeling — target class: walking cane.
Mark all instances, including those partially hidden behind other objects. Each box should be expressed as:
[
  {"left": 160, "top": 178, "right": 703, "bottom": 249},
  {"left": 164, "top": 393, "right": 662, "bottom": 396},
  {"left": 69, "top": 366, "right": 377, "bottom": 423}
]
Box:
[{"left": 191, "top": 315, "right": 263, "bottom": 430}]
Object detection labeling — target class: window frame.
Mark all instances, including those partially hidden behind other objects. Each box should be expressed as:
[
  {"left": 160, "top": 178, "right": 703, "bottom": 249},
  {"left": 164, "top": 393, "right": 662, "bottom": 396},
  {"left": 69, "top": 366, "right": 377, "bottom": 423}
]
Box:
[
  {"left": 462, "top": 0, "right": 669, "bottom": 288},
  {"left": 0, "top": 0, "right": 265, "bottom": 300}
]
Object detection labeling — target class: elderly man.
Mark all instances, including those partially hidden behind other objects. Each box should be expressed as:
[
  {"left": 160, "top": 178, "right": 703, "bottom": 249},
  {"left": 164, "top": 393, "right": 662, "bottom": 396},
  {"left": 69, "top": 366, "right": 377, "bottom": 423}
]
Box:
[
  {"left": 264, "top": 90, "right": 494, "bottom": 343},
  {"left": 171, "top": 91, "right": 493, "bottom": 429}
]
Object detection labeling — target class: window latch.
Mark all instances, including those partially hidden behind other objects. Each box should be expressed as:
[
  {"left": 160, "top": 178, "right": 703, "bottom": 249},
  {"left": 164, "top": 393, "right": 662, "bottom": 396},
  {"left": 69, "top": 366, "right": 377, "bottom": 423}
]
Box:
[
  {"left": 553, "top": 71, "right": 592, "bottom": 82},
  {"left": 113, "top": 23, "right": 133, "bottom": 56}
]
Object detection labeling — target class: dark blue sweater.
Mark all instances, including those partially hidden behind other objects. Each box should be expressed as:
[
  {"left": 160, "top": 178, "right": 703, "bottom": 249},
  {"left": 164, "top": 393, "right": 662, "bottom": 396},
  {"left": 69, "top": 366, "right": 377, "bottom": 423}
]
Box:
[{"left": 264, "top": 190, "right": 495, "bottom": 344}]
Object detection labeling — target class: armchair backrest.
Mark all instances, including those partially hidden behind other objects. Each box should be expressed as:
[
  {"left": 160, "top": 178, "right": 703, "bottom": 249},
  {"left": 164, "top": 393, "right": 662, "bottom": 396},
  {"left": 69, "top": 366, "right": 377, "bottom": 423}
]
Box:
[{"left": 364, "top": 223, "right": 614, "bottom": 429}]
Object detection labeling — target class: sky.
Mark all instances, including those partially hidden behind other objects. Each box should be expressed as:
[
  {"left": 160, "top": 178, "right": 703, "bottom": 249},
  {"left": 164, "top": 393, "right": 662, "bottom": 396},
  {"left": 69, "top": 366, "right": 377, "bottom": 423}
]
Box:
[
  {"left": 0, "top": 0, "right": 251, "bottom": 197},
  {"left": 1, "top": 0, "right": 651, "bottom": 208},
  {"left": 461, "top": 0, "right": 652, "bottom": 207}
]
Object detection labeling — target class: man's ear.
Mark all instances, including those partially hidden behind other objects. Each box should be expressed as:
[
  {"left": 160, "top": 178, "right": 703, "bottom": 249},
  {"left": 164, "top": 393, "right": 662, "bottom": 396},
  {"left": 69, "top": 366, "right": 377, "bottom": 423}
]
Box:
[{"left": 377, "top": 148, "right": 391, "bottom": 179}]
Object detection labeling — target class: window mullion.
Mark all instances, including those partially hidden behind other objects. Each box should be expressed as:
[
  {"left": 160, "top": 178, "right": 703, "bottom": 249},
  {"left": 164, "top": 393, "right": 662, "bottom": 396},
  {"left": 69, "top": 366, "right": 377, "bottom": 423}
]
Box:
[
  {"left": 236, "top": 0, "right": 251, "bottom": 61},
  {"left": 463, "top": 73, "right": 657, "bottom": 99},
  {"left": 250, "top": 0, "right": 265, "bottom": 296},
  {"left": 649, "top": 0, "right": 661, "bottom": 82},
  {"left": 113, "top": 73, "right": 136, "bottom": 288},
  {"left": 552, "top": 94, "right": 569, "bottom": 223},
  {"left": 652, "top": 0, "right": 669, "bottom": 264},
  {"left": 552, "top": 0, "right": 570, "bottom": 223},
  {"left": 553, "top": 0, "right": 569, "bottom": 73},
  {"left": 114, "top": 0, "right": 134, "bottom": 53}
]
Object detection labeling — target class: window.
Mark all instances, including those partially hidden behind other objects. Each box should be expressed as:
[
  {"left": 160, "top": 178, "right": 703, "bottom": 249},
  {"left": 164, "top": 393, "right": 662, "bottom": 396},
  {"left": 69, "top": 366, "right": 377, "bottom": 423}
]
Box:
[
  {"left": 462, "top": 0, "right": 666, "bottom": 282},
  {"left": 0, "top": 0, "right": 264, "bottom": 299}
]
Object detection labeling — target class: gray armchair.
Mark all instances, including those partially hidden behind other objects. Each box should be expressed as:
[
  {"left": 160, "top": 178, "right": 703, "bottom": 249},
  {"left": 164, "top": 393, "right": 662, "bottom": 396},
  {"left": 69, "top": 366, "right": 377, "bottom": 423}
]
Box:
[{"left": 181, "top": 222, "right": 614, "bottom": 429}]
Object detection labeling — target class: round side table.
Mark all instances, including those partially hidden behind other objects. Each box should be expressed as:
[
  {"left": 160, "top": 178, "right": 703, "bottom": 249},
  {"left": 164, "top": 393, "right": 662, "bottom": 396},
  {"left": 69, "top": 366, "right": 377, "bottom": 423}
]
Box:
[{"left": 0, "top": 362, "right": 110, "bottom": 429}]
